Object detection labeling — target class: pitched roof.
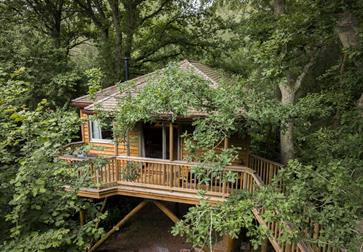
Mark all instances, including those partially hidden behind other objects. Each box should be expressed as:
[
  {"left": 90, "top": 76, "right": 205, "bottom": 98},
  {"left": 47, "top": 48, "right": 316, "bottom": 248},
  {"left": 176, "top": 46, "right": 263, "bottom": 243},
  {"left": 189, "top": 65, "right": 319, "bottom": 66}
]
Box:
[{"left": 72, "top": 60, "right": 224, "bottom": 117}]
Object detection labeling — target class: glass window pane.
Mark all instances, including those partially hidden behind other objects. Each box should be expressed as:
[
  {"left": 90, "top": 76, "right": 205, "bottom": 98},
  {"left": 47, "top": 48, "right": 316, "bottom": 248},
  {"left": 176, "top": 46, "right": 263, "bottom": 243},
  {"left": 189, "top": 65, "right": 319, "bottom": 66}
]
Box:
[{"left": 90, "top": 120, "right": 113, "bottom": 140}]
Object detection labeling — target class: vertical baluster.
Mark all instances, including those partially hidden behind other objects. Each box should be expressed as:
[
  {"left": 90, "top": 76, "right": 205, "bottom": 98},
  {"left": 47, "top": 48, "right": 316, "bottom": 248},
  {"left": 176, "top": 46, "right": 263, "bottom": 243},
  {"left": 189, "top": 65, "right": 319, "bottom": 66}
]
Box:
[
  {"left": 107, "top": 160, "right": 110, "bottom": 183},
  {"left": 114, "top": 159, "right": 117, "bottom": 182},
  {"left": 172, "top": 164, "right": 175, "bottom": 187},
  {"left": 108, "top": 160, "right": 111, "bottom": 183},
  {"left": 100, "top": 165, "right": 104, "bottom": 185},
  {"left": 149, "top": 163, "right": 153, "bottom": 185},
  {"left": 147, "top": 161, "right": 150, "bottom": 184},
  {"left": 275, "top": 222, "right": 280, "bottom": 243},
  {"left": 115, "top": 159, "right": 119, "bottom": 181},
  {"left": 177, "top": 165, "right": 180, "bottom": 189},
  {"left": 96, "top": 166, "right": 100, "bottom": 186},
  {"left": 242, "top": 173, "right": 247, "bottom": 190},
  {"left": 264, "top": 161, "right": 267, "bottom": 183},
  {"left": 140, "top": 161, "right": 143, "bottom": 183},
  {"left": 156, "top": 163, "right": 159, "bottom": 185},
  {"left": 260, "top": 160, "right": 264, "bottom": 182}
]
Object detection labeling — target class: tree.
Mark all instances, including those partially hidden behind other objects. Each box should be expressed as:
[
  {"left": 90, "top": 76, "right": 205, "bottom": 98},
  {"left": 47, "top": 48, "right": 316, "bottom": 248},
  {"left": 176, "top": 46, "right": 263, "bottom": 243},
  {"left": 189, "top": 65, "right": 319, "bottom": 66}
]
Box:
[
  {"left": 0, "top": 2, "right": 89, "bottom": 108},
  {"left": 75, "top": 0, "right": 221, "bottom": 82},
  {"left": 8, "top": 0, "right": 88, "bottom": 50},
  {"left": 0, "top": 68, "right": 106, "bottom": 251}
]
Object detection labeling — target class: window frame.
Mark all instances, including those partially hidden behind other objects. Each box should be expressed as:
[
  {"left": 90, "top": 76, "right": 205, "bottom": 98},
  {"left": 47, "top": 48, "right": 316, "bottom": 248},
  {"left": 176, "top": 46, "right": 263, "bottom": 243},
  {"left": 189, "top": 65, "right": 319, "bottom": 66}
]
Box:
[{"left": 89, "top": 120, "right": 114, "bottom": 144}]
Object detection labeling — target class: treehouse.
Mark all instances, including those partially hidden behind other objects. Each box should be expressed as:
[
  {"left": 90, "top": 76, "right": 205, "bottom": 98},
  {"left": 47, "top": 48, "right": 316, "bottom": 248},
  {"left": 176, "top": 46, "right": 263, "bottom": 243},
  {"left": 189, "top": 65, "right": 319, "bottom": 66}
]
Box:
[{"left": 61, "top": 60, "right": 336, "bottom": 252}]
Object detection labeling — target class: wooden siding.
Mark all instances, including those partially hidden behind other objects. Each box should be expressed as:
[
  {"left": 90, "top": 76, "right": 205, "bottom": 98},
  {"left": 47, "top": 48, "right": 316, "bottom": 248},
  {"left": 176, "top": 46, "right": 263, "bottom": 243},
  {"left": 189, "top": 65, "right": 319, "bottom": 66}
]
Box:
[
  {"left": 80, "top": 110, "right": 140, "bottom": 157},
  {"left": 80, "top": 110, "right": 89, "bottom": 144},
  {"left": 80, "top": 111, "right": 250, "bottom": 162}
]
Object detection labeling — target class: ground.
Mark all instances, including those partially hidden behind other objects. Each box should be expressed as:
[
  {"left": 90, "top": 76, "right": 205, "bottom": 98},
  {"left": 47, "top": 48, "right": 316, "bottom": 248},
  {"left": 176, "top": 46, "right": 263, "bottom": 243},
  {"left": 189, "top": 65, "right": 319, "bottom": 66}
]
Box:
[{"left": 96, "top": 202, "right": 194, "bottom": 252}]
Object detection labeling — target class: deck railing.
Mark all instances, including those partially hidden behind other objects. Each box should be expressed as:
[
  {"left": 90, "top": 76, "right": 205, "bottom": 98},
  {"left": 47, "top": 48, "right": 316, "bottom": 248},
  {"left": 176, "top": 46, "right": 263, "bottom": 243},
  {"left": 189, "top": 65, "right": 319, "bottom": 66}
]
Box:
[
  {"left": 248, "top": 154, "right": 281, "bottom": 185},
  {"left": 60, "top": 155, "right": 262, "bottom": 198},
  {"left": 60, "top": 153, "right": 338, "bottom": 252}
]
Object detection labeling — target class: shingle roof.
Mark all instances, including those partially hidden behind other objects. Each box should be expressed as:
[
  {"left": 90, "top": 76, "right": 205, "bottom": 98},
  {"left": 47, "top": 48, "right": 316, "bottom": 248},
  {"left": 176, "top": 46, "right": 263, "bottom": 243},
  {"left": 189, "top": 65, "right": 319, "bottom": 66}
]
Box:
[
  {"left": 72, "top": 85, "right": 119, "bottom": 107},
  {"left": 73, "top": 60, "right": 224, "bottom": 117}
]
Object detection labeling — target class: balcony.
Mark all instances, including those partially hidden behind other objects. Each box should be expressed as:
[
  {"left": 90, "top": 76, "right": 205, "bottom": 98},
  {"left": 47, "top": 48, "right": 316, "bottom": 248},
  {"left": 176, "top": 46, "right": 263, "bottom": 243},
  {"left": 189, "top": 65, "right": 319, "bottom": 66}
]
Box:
[
  {"left": 59, "top": 148, "right": 339, "bottom": 252},
  {"left": 59, "top": 154, "right": 266, "bottom": 204}
]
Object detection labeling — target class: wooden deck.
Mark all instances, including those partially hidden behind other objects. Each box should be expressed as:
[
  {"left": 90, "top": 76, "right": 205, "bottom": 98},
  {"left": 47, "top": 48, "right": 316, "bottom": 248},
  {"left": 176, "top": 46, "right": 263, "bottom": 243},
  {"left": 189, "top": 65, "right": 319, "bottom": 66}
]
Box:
[
  {"left": 61, "top": 155, "right": 262, "bottom": 204},
  {"left": 60, "top": 153, "right": 338, "bottom": 252}
]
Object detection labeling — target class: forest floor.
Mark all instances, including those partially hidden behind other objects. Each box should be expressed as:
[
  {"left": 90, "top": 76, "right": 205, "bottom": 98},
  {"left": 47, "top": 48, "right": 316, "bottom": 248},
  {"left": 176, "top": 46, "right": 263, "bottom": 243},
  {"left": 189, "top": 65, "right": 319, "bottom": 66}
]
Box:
[{"left": 96, "top": 202, "right": 194, "bottom": 252}]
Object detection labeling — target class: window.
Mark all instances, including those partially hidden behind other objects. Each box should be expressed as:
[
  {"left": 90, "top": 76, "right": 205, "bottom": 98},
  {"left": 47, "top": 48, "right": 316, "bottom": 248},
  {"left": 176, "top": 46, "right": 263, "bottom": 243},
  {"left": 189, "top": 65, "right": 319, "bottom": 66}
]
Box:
[{"left": 90, "top": 120, "right": 113, "bottom": 142}]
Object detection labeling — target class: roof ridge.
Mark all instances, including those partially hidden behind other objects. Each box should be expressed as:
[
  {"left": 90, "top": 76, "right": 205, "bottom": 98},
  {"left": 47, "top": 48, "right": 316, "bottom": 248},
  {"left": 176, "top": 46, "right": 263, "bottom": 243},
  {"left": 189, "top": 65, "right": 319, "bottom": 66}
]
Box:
[
  {"left": 73, "top": 59, "right": 222, "bottom": 110},
  {"left": 186, "top": 61, "right": 219, "bottom": 87}
]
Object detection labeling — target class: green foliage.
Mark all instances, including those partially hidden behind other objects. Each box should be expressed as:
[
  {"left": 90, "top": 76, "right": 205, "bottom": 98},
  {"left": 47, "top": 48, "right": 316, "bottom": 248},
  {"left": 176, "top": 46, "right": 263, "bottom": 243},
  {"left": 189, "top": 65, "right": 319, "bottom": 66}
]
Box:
[
  {"left": 1, "top": 0, "right": 363, "bottom": 250},
  {"left": 172, "top": 194, "right": 260, "bottom": 250},
  {"left": 85, "top": 68, "right": 104, "bottom": 99},
  {"left": 120, "top": 162, "right": 141, "bottom": 182},
  {"left": 0, "top": 69, "right": 105, "bottom": 251},
  {"left": 110, "top": 58, "right": 362, "bottom": 248}
]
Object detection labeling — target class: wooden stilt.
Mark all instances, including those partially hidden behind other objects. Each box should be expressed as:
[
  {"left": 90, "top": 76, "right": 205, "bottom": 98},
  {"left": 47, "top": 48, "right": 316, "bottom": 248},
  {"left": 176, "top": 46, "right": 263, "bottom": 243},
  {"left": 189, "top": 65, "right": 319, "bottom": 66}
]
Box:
[
  {"left": 89, "top": 200, "right": 148, "bottom": 252},
  {"left": 153, "top": 201, "right": 179, "bottom": 224},
  {"left": 261, "top": 238, "right": 268, "bottom": 252},
  {"left": 80, "top": 209, "right": 85, "bottom": 226},
  {"left": 224, "top": 137, "right": 229, "bottom": 149},
  {"left": 223, "top": 234, "right": 235, "bottom": 252}
]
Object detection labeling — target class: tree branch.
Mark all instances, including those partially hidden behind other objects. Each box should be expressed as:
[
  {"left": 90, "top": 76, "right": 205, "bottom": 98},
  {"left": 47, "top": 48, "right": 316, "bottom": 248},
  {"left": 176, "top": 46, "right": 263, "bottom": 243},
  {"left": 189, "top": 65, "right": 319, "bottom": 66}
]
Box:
[
  {"left": 294, "top": 49, "right": 319, "bottom": 91},
  {"left": 139, "top": 0, "right": 172, "bottom": 26}
]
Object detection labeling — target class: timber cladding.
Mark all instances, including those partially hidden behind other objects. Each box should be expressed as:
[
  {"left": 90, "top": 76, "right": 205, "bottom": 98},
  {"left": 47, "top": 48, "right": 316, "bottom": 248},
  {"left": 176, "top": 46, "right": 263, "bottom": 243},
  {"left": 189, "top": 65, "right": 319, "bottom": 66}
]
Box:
[
  {"left": 80, "top": 109, "right": 250, "bottom": 161},
  {"left": 80, "top": 109, "right": 140, "bottom": 156}
]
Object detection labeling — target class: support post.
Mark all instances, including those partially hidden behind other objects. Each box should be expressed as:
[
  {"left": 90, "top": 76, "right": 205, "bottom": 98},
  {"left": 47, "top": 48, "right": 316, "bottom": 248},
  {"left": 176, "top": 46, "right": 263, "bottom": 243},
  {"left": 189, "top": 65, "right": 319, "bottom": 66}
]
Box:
[
  {"left": 113, "top": 122, "right": 119, "bottom": 156},
  {"left": 260, "top": 238, "right": 268, "bottom": 252},
  {"left": 169, "top": 122, "right": 174, "bottom": 161},
  {"left": 138, "top": 123, "right": 144, "bottom": 157},
  {"left": 114, "top": 140, "right": 119, "bottom": 156},
  {"left": 89, "top": 200, "right": 148, "bottom": 252},
  {"left": 224, "top": 136, "right": 229, "bottom": 149},
  {"left": 80, "top": 209, "right": 85, "bottom": 226},
  {"left": 162, "top": 123, "right": 167, "bottom": 159},
  {"left": 153, "top": 201, "right": 179, "bottom": 224},
  {"left": 126, "top": 130, "right": 131, "bottom": 156},
  {"left": 223, "top": 234, "right": 235, "bottom": 252}
]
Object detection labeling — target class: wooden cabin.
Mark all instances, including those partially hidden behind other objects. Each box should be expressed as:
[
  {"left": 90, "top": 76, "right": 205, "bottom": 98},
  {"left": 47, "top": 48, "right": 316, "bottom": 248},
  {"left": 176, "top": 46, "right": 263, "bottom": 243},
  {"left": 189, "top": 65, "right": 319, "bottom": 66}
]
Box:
[
  {"left": 72, "top": 60, "right": 250, "bottom": 165},
  {"left": 62, "top": 60, "right": 333, "bottom": 252}
]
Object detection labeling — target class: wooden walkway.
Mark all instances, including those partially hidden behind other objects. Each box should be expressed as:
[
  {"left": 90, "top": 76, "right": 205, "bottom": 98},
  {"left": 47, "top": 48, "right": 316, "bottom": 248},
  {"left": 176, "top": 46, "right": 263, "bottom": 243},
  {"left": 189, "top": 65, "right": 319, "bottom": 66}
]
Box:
[{"left": 60, "top": 154, "right": 338, "bottom": 252}]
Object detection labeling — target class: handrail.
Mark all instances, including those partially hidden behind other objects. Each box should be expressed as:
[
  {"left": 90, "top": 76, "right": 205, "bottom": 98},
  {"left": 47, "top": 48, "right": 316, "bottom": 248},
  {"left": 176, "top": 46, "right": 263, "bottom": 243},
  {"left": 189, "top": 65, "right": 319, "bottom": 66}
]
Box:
[
  {"left": 248, "top": 153, "right": 282, "bottom": 186},
  {"left": 60, "top": 149, "right": 336, "bottom": 252},
  {"left": 62, "top": 141, "right": 84, "bottom": 149},
  {"left": 249, "top": 154, "right": 283, "bottom": 167}
]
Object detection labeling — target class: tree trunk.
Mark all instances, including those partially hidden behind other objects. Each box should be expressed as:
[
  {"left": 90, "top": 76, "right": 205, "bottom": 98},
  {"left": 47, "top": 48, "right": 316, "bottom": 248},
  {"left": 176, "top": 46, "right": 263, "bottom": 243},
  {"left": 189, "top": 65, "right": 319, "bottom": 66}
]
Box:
[
  {"left": 108, "top": 0, "right": 122, "bottom": 81},
  {"left": 279, "top": 82, "right": 296, "bottom": 164},
  {"left": 273, "top": 0, "right": 285, "bottom": 16},
  {"left": 336, "top": 11, "right": 358, "bottom": 49},
  {"left": 274, "top": 0, "right": 296, "bottom": 165},
  {"left": 336, "top": 10, "right": 363, "bottom": 108}
]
